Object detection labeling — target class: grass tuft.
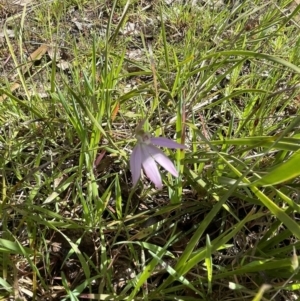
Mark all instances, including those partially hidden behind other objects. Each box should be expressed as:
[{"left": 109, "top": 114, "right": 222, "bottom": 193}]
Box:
[{"left": 1, "top": 0, "right": 300, "bottom": 300}]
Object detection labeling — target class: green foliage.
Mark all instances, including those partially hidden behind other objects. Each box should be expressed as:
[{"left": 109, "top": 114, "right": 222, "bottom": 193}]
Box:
[{"left": 1, "top": 0, "right": 300, "bottom": 300}]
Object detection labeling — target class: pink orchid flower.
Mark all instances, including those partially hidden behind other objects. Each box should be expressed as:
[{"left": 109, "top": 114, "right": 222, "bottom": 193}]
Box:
[{"left": 130, "top": 126, "right": 187, "bottom": 189}]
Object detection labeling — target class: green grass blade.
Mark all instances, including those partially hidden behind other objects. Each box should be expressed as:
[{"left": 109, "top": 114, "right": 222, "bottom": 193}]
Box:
[
  {"left": 205, "top": 235, "right": 213, "bottom": 294},
  {"left": 251, "top": 149, "right": 300, "bottom": 186},
  {"left": 198, "top": 136, "right": 300, "bottom": 152},
  {"left": 218, "top": 153, "right": 300, "bottom": 240}
]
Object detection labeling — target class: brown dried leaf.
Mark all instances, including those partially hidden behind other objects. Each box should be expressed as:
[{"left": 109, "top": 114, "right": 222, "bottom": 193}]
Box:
[
  {"left": 0, "top": 45, "right": 48, "bottom": 101},
  {"left": 0, "top": 82, "right": 20, "bottom": 102},
  {"left": 57, "top": 60, "right": 71, "bottom": 70},
  {"left": 47, "top": 47, "right": 61, "bottom": 61},
  {"left": 12, "top": 0, "right": 34, "bottom": 6}
]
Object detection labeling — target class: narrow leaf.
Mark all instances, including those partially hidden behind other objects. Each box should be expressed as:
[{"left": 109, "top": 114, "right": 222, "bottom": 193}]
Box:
[{"left": 252, "top": 150, "right": 300, "bottom": 186}]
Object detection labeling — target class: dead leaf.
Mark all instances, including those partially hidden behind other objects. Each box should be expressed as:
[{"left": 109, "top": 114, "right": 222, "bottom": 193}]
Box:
[
  {"left": 121, "top": 22, "right": 140, "bottom": 36},
  {"left": 0, "top": 29, "right": 15, "bottom": 38},
  {"left": 12, "top": 0, "right": 34, "bottom": 6},
  {"left": 73, "top": 20, "right": 83, "bottom": 31},
  {"left": 47, "top": 47, "right": 61, "bottom": 61},
  {"left": 0, "top": 45, "right": 48, "bottom": 102},
  {"left": 57, "top": 60, "right": 71, "bottom": 70},
  {"left": 21, "top": 44, "right": 48, "bottom": 75},
  {"left": 27, "top": 44, "right": 48, "bottom": 62},
  {"left": 0, "top": 82, "right": 20, "bottom": 102}
]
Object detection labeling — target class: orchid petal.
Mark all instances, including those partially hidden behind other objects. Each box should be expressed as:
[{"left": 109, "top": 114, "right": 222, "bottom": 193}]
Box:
[
  {"left": 150, "top": 137, "right": 187, "bottom": 149},
  {"left": 146, "top": 144, "right": 179, "bottom": 177},
  {"left": 130, "top": 144, "right": 142, "bottom": 186},
  {"left": 141, "top": 145, "right": 163, "bottom": 189}
]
